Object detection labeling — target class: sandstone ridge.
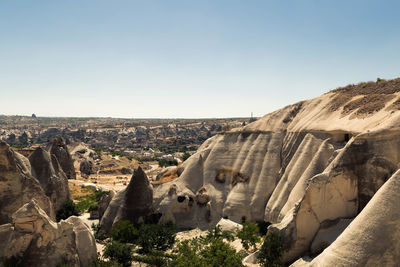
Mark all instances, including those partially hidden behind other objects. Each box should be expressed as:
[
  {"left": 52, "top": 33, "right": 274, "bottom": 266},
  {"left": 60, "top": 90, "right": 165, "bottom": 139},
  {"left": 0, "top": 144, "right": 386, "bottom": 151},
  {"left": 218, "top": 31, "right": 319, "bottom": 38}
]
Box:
[{"left": 152, "top": 78, "right": 400, "bottom": 264}]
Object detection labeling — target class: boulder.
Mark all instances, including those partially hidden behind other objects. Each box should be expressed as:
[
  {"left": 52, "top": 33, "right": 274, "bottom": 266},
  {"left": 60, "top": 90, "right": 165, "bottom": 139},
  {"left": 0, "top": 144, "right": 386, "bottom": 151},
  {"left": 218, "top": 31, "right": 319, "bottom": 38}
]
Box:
[
  {"left": 47, "top": 136, "right": 76, "bottom": 179},
  {"left": 29, "top": 147, "right": 71, "bottom": 212},
  {"left": 0, "top": 141, "right": 54, "bottom": 224},
  {"left": 0, "top": 200, "right": 96, "bottom": 267},
  {"left": 79, "top": 159, "right": 94, "bottom": 176},
  {"left": 101, "top": 167, "right": 153, "bottom": 232}
]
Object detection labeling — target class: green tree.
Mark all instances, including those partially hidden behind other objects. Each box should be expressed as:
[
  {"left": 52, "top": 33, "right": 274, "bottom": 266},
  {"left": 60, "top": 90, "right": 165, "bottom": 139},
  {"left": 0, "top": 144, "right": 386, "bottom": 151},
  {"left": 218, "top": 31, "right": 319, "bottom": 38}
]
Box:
[
  {"left": 92, "top": 223, "right": 109, "bottom": 241},
  {"left": 180, "top": 152, "right": 191, "bottom": 162},
  {"left": 111, "top": 220, "right": 138, "bottom": 243},
  {"left": 257, "top": 231, "right": 285, "bottom": 267},
  {"left": 103, "top": 241, "right": 133, "bottom": 267},
  {"left": 172, "top": 226, "right": 244, "bottom": 267},
  {"left": 137, "top": 223, "right": 176, "bottom": 253},
  {"left": 205, "top": 225, "right": 235, "bottom": 242},
  {"left": 236, "top": 222, "right": 261, "bottom": 251},
  {"left": 56, "top": 200, "right": 80, "bottom": 221}
]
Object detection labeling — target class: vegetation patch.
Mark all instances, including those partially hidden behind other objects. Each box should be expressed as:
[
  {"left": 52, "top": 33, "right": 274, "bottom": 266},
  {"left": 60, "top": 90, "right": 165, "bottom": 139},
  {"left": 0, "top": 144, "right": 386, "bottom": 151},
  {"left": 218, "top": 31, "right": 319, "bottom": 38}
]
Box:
[
  {"left": 342, "top": 94, "right": 395, "bottom": 117},
  {"left": 328, "top": 78, "right": 400, "bottom": 115},
  {"left": 74, "top": 189, "right": 109, "bottom": 213},
  {"left": 257, "top": 231, "right": 285, "bottom": 267},
  {"left": 56, "top": 200, "right": 80, "bottom": 221}
]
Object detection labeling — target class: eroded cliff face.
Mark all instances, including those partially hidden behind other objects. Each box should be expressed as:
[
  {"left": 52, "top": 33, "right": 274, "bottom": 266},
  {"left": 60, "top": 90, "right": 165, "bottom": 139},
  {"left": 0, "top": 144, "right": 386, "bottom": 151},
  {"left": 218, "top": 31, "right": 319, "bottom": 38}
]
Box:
[
  {"left": 29, "top": 147, "right": 71, "bottom": 213},
  {"left": 0, "top": 200, "right": 97, "bottom": 267},
  {"left": 0, "top": 142, "right": 54, "bottom": 224},
  {"left": 153, "top": 79, "right": 400, "bottom": 263}
]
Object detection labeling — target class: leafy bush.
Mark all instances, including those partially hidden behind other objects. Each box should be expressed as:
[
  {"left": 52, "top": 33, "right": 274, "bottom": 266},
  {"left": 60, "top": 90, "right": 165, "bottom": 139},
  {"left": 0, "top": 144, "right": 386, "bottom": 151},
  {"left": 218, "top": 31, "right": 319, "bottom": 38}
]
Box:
[
  {"left": 75, "top": 189, "right": 109, "bottom": 213},
  {"left": 56, "top": 200, "right": 80, "bottom": 221},
  {"left": 111, "top": 220, "right": 138, "bottom": 243},
  {"left": 180, "top": 152, "right": 191, "bottom": 162},
  {"left": 257, "top": 231, "right": 284, "bottom": 267},
  {"left": 132, "top": 250, "right": 175, "bottom": 267},
  {"left": 88, "top": 203, "right": 99, "bottom": 212},
  {"left": 205, "top": 225, "right": 235, "bottom": 242},
  {"left": 92, "top": 223, "right": 109, "bottom": 240},
  {"left": 200, "top": 238, "right": 243, "bottom": 266},
  {"left": 158, "top": 158, "right": 178, "bottom": 167},
  {"left": 173, "top": 227, "right": 244, "bottom": 267},
  {"left": 236, "top": 222, "right": 260, "bottom": 251},
  {"left": 111, "top": 150, "right": 124, "bottom": 158},
  {"left": 137, "top": 223, "right": 176, "bottom": 253},
  {"left": 103, "top": 241, "right": 133, "bottom": 267}
]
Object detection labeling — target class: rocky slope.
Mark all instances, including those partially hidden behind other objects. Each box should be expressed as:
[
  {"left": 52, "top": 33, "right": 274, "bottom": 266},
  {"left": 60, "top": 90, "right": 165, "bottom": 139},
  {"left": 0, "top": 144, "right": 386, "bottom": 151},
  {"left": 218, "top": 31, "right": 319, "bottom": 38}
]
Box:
[
  {"left": 0, "top": 142, "right": 54, "bottom": 223},
  {"left": 152, "top": 78, "right": 400, "bottom": 264},
  {"left": 0, "top": 200, "right": 96, "bottom": 267}
]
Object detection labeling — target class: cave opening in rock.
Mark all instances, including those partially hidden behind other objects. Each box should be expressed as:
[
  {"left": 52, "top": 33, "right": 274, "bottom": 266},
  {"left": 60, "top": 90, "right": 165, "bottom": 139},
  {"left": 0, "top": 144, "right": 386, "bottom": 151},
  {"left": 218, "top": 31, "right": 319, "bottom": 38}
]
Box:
[
  {"left": 177, "top": 196, "right": 186, "bottom": 203},
  {"left": 188, "top": 197, "right": 194, "bottom": 206},
  {"left": 344, "top": 133, "right": 350, "bottom": 142}
]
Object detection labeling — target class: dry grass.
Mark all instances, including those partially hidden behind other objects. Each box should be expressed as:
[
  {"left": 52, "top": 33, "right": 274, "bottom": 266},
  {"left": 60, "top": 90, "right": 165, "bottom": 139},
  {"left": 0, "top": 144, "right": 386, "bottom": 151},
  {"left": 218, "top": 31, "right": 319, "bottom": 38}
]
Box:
[{"left": 327, "top": 78, "right": 400, "bottom": 116}]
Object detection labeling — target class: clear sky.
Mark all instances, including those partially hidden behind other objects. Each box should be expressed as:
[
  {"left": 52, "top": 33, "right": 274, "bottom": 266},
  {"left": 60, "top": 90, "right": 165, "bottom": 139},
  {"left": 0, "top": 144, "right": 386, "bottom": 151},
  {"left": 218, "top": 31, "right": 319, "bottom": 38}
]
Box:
[{"left": 1, "top": 0, "right": 400, "bottom": 118}]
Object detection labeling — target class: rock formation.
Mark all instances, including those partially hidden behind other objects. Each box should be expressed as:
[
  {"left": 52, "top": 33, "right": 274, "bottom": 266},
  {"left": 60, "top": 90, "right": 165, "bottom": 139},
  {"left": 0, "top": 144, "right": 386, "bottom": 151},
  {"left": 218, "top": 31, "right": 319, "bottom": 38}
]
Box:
[
  {"left": 152, "top": 78, "right": 400, "bottom": 263},
  {"left": 98, "top": 190, "right": 115, "bottom": 220},
  {"left": 80, "top": 159, "right": 94, "bottom": 176},
  {"left": 0, "top": 200, "right": 96, "bottom": 267},
  {"left": 47, "top": 136, "right": 76, "bottom": 179},
  {"left": 29, "top": 147, "right": 71, "bottom": 213},
  {"left": 101, "top": 167, "right": 153, "bottom": 232},
  {"left": 0, "top": 141, "right": 54, "bottom": 224},
  {"left": 293, "top": 169, "right": 400, "bottom": 266}
]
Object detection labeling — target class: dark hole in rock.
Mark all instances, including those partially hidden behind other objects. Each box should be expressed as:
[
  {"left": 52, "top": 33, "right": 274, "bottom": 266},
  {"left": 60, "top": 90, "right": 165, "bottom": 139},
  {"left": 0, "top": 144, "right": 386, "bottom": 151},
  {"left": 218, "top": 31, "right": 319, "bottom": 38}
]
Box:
[
  {"left": 344, "top": 133, "right": 350, "bottom": 142},
  {"left": 257, "top": 221, "right": 271, "bottom": 236},
  {"left": 177, "top": 196, "right": 186, "bottom": 203},
  {"left": 188, "top": 197, "right": 194, "bottom": 206},
  {"left": 241, "top": 216, "right": 247, "bottom": 223},
  {"left": 223, "top": 216, "right": 228, "bottom": 219}
]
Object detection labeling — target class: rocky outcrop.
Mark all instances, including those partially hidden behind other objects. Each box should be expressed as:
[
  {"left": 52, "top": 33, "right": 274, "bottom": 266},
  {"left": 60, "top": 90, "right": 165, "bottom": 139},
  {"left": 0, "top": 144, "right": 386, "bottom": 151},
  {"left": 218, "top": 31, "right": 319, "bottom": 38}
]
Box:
[
  {"left": 152, "top": 79, "right": 400, "bottom": 263},
  {"left": 293, "top": 169, "right": 400, "bottom": 266},
  {"left": 29, "top": 147, "right": 71, "bottom": 212},
  {"left": 101, "top": 167, "right": 153, "bottom": 232},
  {"left": 80, "top": 159, "right": 94, "bottom": 176},
  {"left": 0, "top": 200, "right": 96, "bottom": 267},
  {"left": 0, "top": 141, "right": 54, "bottom": 224},
  {"left": 47, "top": 136, "right": 76, "bottom": 179},
  {"left": 98, "top": 190, "right": 115, "bottom": 220}
]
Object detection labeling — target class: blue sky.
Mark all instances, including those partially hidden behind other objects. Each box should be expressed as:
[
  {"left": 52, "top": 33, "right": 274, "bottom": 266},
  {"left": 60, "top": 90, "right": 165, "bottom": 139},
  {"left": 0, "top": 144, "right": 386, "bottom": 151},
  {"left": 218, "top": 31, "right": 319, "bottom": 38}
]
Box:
[{"left": 1, "top": 0, "right": 400, "bottom": 118}]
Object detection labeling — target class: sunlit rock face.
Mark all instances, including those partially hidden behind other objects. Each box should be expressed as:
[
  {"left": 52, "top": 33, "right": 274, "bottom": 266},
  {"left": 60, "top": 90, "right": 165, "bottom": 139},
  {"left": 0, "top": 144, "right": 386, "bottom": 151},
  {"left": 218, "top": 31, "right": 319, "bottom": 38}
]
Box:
[
  {"left": 152, "top": 79, "right": 400, "bottom": 263},
  {"left": 0, "top": 141, "right": 54, "bottom": 224},
  {"left": 0, "top": 200, "right": 96, "bottom": 267}
]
